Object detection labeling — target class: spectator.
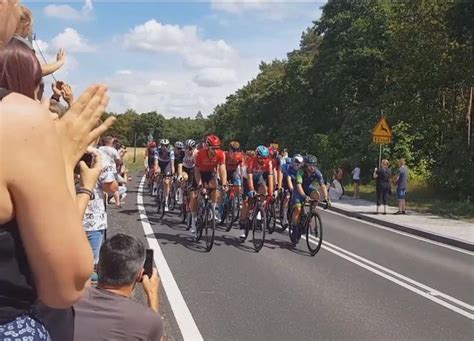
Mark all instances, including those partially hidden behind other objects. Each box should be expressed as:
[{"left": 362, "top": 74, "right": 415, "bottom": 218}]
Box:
[
  {"left": 100, "top": 136, "right": 124, "bottom": 207},
  {"left": 13, "top": 4, "right": 66, "bottom": 76},
  {"left": 395, "top": 158, "right": 409, "bottom": 215},
  {"left": 334, "top": 166, "right": 345, "bottom": 199},
  {"left": 74, "top": 234, "right": 163, "bottom": 341},
  {"left": 0, "top": 3, "right": 115, "bottom": 338},
  {"left": 351, "top": 163, "right": 361, "bottom": 199},
  {"left": 83, "top": 144, "right": 119, "bottom": 281},
  {"left": 0, "top": 39, "right": 42, "bottom": 99},
  {"left": 50, "top": 81, "right": 74, "bottom": 117},
  {"left": 373, "top": 159, "right": 391, "bottom": 214}
]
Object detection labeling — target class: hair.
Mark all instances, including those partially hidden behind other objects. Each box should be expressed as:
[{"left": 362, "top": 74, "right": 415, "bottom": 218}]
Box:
[
  {"left": 0, "top": 39, "right": 42, "bottom": 99},
  {"left": 98, "top": 234, "right": 146, "bottom": 287},
  {"left": 103, "top": 135, "right": 115, "bottom": 146},
  {"left": 16, "top": 5, "right": 33, "bottom": 37},
  {"left": 381, "top": 159, "right": 390, "bottom": 167}
]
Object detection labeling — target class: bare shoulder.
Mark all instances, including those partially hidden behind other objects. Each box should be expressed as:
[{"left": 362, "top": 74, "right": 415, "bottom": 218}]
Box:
[{"left": 0, "top": 93, "right": 55, "bottom": 141}]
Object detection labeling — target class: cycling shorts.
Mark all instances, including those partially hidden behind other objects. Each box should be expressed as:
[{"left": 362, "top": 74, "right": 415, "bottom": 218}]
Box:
[{"left": 158, "top": 160, "right": 172, "bottom": 176}]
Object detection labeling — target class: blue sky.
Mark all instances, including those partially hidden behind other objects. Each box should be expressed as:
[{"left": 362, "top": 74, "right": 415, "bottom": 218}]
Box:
[{"left": 25, "top": 1, "right": 325, "bottom": 117}]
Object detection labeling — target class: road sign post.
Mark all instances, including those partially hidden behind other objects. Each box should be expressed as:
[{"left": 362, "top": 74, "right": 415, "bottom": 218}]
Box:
[{"left": 372, "top": 116, "right": 392, "bottom": 167}]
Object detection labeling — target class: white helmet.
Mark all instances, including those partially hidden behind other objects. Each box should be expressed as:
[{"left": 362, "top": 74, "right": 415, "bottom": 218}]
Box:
[
  {"left": 174, "top": 141, "right": 184, "bottom": 149},
  {"left": 293, "top": 154, "right": 304, "bottom": 164},
  {"left": 160, "top": 139, "right": 170, "bottom": 146}
]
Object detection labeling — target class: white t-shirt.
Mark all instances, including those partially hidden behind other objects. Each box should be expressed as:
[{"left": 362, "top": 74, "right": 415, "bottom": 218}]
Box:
[
  {"left": 99, "top": 146, "right": 121, "bottom": 161},
  {"left": 352, "top": 167, "right": 361, "bottom": 180}
]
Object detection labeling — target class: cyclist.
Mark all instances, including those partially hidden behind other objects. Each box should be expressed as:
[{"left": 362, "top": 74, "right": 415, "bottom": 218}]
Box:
[
  {"left": 269, "top": 143, "right": 283, "bottom": 194},
  {"left": 239, "top": 145, "right": 274, "bottom": 239},
  {"left": 290, "top": 154, "right": 329, "bottom": 240},
  {"left": 190, "top": 135, "right": 228, "bottom": 237},
  {"left": 174, "top": 141, "right": 185, "bottom": 204},
  {"left": 225, "top": 140, "right": 244, "bottom": 192},
  {"left": 154, "top": 139, "right": 175, "bottom": 212},
  {"left": 144, "top": 141, "right": 157, "bottom": 189},
  {"left": 281, "top": 153, "right": 304, "bottom": 226}
]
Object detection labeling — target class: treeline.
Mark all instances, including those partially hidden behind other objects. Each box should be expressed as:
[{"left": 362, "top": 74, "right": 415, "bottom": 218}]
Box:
[
  {"left": 103, "top": 109, "right": 208, "bottom": 147},
  {"left": 207, "top": 0, "right": 473, "bottom": 198}
]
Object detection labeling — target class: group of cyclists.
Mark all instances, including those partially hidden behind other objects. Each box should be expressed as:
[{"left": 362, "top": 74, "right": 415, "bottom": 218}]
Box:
[{"left": 144, "top": 134, "right": 330, "bottom": 252}]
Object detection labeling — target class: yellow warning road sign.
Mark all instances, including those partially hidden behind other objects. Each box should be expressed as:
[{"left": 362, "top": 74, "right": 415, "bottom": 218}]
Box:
[{"left": 372, "top": 117, "right": 392, "bottom": 144}]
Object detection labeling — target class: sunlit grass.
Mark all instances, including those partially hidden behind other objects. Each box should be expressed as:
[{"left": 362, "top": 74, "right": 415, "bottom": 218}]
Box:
[{"left": 123, "top": 147, "right": 146, "bottom": 174}]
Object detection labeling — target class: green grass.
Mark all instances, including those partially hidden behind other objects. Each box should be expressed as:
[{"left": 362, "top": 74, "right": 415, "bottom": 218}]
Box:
[
  {"left": 345, "top": 182, "right": 474, "bottom": 222},
  {"left": 123, "top": 147, "right": 146, "bottom": 174}
]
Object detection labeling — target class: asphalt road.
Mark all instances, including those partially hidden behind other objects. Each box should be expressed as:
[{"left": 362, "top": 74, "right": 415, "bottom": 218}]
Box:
[{"left": 108, "top": 173, "right": 474, "bottom": 340}]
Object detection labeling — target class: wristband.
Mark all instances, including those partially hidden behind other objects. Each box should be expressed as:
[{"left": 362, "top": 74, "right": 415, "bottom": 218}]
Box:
[{"left": 76, "top": 187, "right": 95, "bottom": 200}]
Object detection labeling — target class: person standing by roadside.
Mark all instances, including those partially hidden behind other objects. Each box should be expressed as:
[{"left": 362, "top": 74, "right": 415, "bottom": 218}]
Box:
[
  {"left": 351, "top": 163, "right": 361, "bottom": 199},
  {"left": 395, "top": 158, "right": 409, "bottom": 215},
  {"left": 373, "top": 159, "right": 391, "bottom": 215},
  {"left": 335, "top": 166, "right": 345, "bottom": 199}
]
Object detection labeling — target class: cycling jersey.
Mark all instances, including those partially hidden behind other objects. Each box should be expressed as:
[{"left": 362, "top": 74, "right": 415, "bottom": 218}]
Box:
[
  {"left": 270, "top": 155, "right": 281, "bottom": 171},
  {"left": 154, "top": 147, "right": 175, "bottom": 162},
  {"left": 225, "top": 151, "right": 243, "bottom": 172},
  {"left": 244, "top": 157, "right": 273, "bottom": 178},
  {"left": 195, "top": 148, "right": 225, "bottom": 172},
  {"left": 295, "top": 168, "right": 324, "bottom": 189},
  {"left": 182, "top": 149, "right": 197, "bottom": 169},
  {"left": 282, "top": 162, "right": 299, "bottom": 182},
  {"left": 147, "top": 147, "right": 157, "bottom": 167},
  {"left": 174, "top": 150, "right": 185, "bottom": 169}
]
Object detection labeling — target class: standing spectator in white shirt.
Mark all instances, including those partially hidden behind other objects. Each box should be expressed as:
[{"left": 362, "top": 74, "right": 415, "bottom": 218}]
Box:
[{"left": 351, "top": 163, "right": 361, "bottom": 199}]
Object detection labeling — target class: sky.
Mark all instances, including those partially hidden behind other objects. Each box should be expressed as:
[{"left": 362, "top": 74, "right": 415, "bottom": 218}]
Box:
[{"left": 24, "top": 1, "right": 325, "bottom": 117}]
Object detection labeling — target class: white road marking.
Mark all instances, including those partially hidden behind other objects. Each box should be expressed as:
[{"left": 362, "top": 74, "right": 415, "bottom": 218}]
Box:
[
  {"left": 301, "top": 234, "right": 474, "bottom": 319},
  {"left": 323, "top": 208, "right": 474, "bottom": 255},
  {"left": 137, "top": 175, "right": 204, "bottom": 341}
]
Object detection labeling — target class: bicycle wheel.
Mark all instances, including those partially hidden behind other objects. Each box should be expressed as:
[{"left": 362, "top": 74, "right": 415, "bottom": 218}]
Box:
[
  {"left": 234, "top": 195, "right": 241, "bottom": 222},
  {"left": 306, "top": 212, "right": 323, "bottom": 256},
  {"left": 266, "top": 200, "right": 276, "bottom": 234},
  {"left": 287, "top": 206, "right": 300, "bottom": 245},
  {"left": 156, "top": 187, "right": 163, "bottom": 214},
  {"left": 170, "top": 182, "right": 178, "bottom": 211},
  {"left": 252, "top": 206, "right": 266, "bottom": 252},
  {"left": 203, "top": 205, "right": 215, "bottom": 251},
  {"left": 195, "top": 202, "right": 205, "bottom": 241},
  {"left": 225, "top": 195, "right": 235, "bottom": 232}
]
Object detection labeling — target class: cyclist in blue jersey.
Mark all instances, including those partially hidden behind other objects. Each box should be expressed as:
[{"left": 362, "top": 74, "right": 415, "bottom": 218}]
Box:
[
  {"left": 154, "top": 139, "right": 175, "bottom": 212},
  {"left": 281, "top": 154, "right": 304, "bottom": 226},
  {"left": 291, "top": 155, "right": 329, "bottom": 231}
]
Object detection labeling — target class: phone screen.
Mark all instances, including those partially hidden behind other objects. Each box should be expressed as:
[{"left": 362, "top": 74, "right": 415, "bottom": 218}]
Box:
[{"left": 144, "top": 249, "right": 154, "bottom": 278}]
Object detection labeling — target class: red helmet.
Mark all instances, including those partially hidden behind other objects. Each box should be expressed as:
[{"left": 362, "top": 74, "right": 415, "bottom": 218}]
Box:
[
  {"left": 149, "top": 141, "right": 157, "bottom": 148},
  {"left": 206, "top": 135, "right": 221, "bottom": 148}
]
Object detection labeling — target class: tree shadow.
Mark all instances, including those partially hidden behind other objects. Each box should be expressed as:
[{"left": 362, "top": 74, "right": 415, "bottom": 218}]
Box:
[
  {"left": 119, "top": 209, "right": 139, "bottom": 215},
  {"left": 263, "top": 238, "right": 312, "bottom": 256}
]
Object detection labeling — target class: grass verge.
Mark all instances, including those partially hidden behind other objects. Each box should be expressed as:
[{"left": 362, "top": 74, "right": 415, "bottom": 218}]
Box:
[
  {"left": 344, "top": 182, "right": 474, "bottom": 222},
  {"left": 123, "top": 147, "right": 146, "bottom": 174}
]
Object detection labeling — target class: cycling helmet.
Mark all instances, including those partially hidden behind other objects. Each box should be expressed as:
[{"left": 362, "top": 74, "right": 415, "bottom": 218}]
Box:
[
  {"left": 174, "top": 141, "right": 184, "bottom": 149},
  {"left": 293, "top": 154, "right": 304, "bottom": 164},
  {"left": 206, "top": 134, "right": 221, "bottom": 148},
  {"left": 160, "top": 139, "right": 170, "bottom": 146},
  {"left": 229, "top": 140, "right": 240, "bottom": 151},
  {"left": 148, "top": 141, "right": 157, "bottom": 148},
  {"left": 255, "top": 145, "right": 269, "bottom": 158},
  {"left": 304, "top": 154, "right": 318, "bottom": 166},
  {"left": 185, "top": 139, "right": 196, "bottom": 149}
]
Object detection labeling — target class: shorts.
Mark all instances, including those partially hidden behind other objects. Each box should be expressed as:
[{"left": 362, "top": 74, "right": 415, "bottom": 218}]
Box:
[
  {"left": 352, "top": 179, "right": 360, "bottom": 184},
  {"left": 86, "top": 229, "right": 106, "bottom": 264},
  {"left": 158, "top": 160, "right": 172, "bottom": 176},
  {"left": 291, "top": 183, "right": 319, "bottom": 206},
  {"left": 397, "top": 188, "right": 407, "bottom": 200},
  {"left": 201, "top": 171, "right": 216, "bottom": 185},
  {"left": 242, "top": 173, "right": 269, "bottom": 199},
  {"left": 0, "top": 315, "right": 50, "bottom": 340},
  {"left": 227, "top": 168, "right": 242, "bottom": 186},
  {"left": 183, "top": 166, "right": 197, "bottom": 189}
]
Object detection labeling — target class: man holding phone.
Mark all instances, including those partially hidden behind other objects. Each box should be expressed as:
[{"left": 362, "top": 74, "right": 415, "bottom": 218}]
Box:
[{"left": 74, "top": 234, "right": 163, "bottom": 340}]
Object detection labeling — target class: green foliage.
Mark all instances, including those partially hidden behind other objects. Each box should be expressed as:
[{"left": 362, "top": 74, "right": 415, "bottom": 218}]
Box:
[
  {"left": 105, "top": 110, "right": 208, "bottom": 147},
  {"left": 208, "top": 0, "right": 473, "bottom": 199}
]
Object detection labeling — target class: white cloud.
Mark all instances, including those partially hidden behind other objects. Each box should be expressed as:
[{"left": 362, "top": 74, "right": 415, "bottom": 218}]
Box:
[
  {"left": 116, "top": 70, "right": 133, "bottom": 75},
  {"left": 51, "top": 28, "right": 95, "bottom": 53},
  {"left": 122, "top": 19, "right": 238, "bottom": 69},
  {"left": 193, "top": 68, "right": 237, "bottom": 87},
  {"left": 44, "top": 0, "right": 94, "bottom": 21},
  {"left": 210, "top": 0, "right": 321, "bottom": 21}
]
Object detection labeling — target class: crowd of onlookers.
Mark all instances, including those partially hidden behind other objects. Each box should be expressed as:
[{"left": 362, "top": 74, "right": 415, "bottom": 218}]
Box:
[{"left": 0, "top": 2, "right": 163, "bottom": 340}]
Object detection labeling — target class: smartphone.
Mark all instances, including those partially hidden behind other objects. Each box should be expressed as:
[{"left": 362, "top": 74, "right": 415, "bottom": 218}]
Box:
[
  {"left": 56, "top": 81, "right": 64, "bottom": 90},
  {"left": 144, "top": 249, "right": 154, "bottom": 278}
]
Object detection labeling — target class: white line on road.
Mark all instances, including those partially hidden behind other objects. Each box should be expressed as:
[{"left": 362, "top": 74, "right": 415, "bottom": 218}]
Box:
[
  {"left": 323, "top": 209, "right": 474, "bottom": 256},
  {"left": 137, "top": 175, "right": 204, "bottom": 341},
  {"left": 300, "top": 235, "right": 474, "bottom": 319}
]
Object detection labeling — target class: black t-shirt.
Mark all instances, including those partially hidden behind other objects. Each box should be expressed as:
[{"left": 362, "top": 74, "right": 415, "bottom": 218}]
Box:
[{"left": 376, "top": 167, "right": 391, "bottom": 187}]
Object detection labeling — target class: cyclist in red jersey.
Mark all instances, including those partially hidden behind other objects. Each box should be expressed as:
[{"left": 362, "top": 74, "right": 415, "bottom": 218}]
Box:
[
  {"left": 144, "top": 141, "right": 157, "bottom": 188},
  {"left": 225, "top": 140, "right": 244, "bottom": 190},
  {"left": 190, "top": 135, "right": 228, "bottom": 237},
  {"left": 239, "top": 145, "right": 274, "bottom": 239}
]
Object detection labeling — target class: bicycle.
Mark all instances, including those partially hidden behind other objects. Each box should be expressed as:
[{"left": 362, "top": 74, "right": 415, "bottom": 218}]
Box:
[
  {"left": 277, "top": 189, "right": 292, "bottom": 232},
  {"left": 169, "top": 176, "right": 180, "bottom": 211},
  {"left": 288, "top": 198, "right": 326, "bottom": 256},
  {"left": 195, "top": 187, "right": 219, "bottom": 252},
  {"left": 221, "top": 184, "right": 241, "bottom": 232},
  {"left": 266, "top": 192, "right": 277, "bottom": 234},
  {"left": 179, "top": 181, "right": 192, "bottom": 230},
  {"left": 241, "top": 194, "right": 267, "bottom": 252},
  {"left": 156, "top": 174, "right": 173, "bottom": 219}
]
